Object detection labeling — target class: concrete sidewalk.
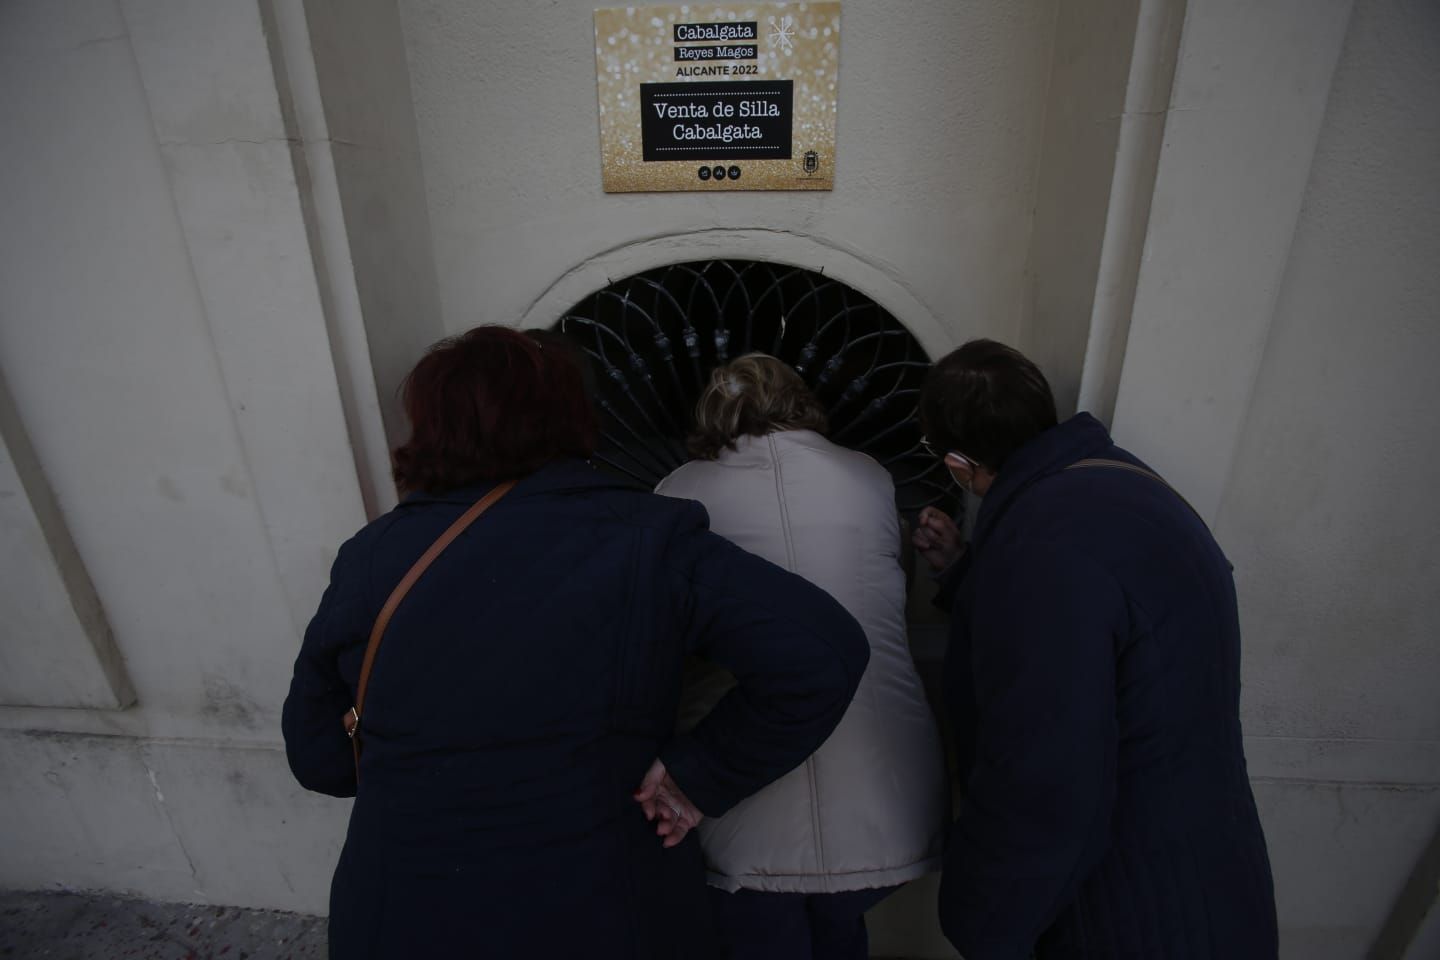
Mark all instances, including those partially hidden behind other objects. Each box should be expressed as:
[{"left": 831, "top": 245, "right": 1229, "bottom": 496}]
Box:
[
  {"left": 0, "top": 891, "right": 326, "bottom": 960},
  {"left": 1, "top": 890, "right": 919, "bottom": 959}
]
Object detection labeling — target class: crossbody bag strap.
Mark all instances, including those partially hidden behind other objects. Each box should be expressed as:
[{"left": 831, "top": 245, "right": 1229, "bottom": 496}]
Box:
[
  {"left": 1065, "top": 458, "right": 1206, "bottom": 528},
  {"left": 346, "top": 479, "right": 517, "bottom": 782}
]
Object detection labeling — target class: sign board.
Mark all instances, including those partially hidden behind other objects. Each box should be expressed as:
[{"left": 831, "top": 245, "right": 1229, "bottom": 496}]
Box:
[{"left": 595, "top": 3, "right": 841, "bottom": 192}]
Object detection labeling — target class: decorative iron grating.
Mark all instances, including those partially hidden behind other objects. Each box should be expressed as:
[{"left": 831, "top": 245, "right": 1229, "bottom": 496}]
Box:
[{"left": 552, "top": 259, "right": 956, "bottom": 516}]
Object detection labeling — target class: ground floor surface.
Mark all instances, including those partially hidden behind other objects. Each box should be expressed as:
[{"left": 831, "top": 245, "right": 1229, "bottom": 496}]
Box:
[
  {"left": 0, "top": 891, "right": 326, "bottom": 960},
  {"left": 0, "top": 890, "right": 919, "bottom": 959}
]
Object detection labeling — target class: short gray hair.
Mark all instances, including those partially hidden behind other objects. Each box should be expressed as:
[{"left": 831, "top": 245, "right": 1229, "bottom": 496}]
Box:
[{"left": 687, "top": 354, "right": 828, "bottom": 460}]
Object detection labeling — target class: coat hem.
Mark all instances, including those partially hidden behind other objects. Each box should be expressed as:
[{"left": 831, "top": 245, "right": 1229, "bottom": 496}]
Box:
[{"left": 705, "top": 855, "right": 941, "bottom": 894}]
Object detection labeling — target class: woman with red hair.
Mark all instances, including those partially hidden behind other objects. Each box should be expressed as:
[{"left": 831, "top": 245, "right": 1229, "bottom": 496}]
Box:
[{"left": 282, "top": 326, "right": 868, "bottom": 959}]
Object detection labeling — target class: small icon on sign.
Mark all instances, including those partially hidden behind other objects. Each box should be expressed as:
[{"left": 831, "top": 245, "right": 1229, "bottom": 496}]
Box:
[
  {"left": 768, "top": 14, "right": 796, "bottom": 55},
  {"left": 698, "top": 166, "right": 712, "bottom": 181},
  {"left": 803, "top": 151, "right": 820, "bottom": 175},
  {"left": 712, "top": 165, "right": 728, "bottom": 181},
  {"left": 727, "top": 166, "right": 742, "bottom": 181}
]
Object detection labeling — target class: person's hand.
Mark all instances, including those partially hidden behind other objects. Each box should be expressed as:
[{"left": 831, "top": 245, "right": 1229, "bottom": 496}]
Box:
[
  {"left": 634, "top": 758, "right": 704, "bottom": 849},
  {"left": 912, "top": 506, "right": 964, "bottom": 573}
]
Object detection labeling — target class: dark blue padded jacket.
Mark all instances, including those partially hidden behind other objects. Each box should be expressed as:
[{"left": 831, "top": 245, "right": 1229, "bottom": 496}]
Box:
[
  {"left": 937, "top": 414, "right": 1277, "bottom": 960},
  {"left": 283, "top": 458, "right": 868, "bottom": 959}
]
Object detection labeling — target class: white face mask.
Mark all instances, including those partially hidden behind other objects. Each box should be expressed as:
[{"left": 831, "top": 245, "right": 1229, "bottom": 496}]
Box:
[
  {"left": 944, "top": 452, "right": 979, "bottom": 496},
  {"left": 921, "top": 435, "right": 983, "bottom": 496}
]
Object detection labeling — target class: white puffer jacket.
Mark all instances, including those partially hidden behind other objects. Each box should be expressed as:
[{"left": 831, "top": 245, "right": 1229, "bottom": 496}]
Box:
[{"left": 656, "top": 429, "right": 948, "bottom": 893}]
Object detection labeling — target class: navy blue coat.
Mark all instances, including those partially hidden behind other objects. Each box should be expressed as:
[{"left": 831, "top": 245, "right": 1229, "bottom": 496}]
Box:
[
  {"left": 937, "top": 414, "right": 1277, "bottom": 960},
  {"left": 282, "top": 459, "right": 869, "bottom": 959}
]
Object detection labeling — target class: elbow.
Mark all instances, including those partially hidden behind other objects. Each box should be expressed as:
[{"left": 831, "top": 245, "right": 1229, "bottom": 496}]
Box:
[
  {"left": 281, "top": 706, "right": 356, "bottom": 798},
  {"left": 285, "top": 745, "right": 357, "bottom": 799},
  {"left": 831, "top": 609, "right": 870, "bottom": 694},
  {"left": 848, "top": 618, "right": 870, "bottom": 678},
  {"left": 815, "top": 616, "right": 869, "bottom": 729}
]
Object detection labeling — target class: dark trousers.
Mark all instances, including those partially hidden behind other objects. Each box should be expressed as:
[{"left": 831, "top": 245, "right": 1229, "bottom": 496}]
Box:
[{"left": 707, "top": 884, "right": 899, "bottom": 960}]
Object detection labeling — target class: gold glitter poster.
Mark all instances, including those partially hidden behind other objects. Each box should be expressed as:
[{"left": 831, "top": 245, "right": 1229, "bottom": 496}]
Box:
[{"left": 595, "top": 3, "right": 841, "bottom": 192}]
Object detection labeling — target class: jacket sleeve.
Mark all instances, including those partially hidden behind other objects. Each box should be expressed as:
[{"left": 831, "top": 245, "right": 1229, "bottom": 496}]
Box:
[
  {"left": 939, "top": 542, "right": 1121, "bottom": 960},
  {"left": 281, "top": 537, "right": 370, "bottom": 798},
  {"left": 930, "top": 546, "right": 970, "bottom": 613},
  {"left": 658, "top": 501, "right": 870, "bottom": 818}
]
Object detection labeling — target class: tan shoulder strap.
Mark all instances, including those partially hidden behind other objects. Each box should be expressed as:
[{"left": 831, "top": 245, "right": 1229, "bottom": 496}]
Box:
[
  {"left": 1065, "top": 458, "right": 1205, "bottom": 527},
  {"left": 346, "top": 479, "right": 516, "bottom": 781}
]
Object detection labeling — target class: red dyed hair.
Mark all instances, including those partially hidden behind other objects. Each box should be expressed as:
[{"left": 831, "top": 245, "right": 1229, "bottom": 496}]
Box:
[{"left": 392, "top": 326, "right": 598, "bottom": 493}]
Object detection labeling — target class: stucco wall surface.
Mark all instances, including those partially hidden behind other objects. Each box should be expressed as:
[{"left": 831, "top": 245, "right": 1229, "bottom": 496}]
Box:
[
  {"left": 1110, "top": 0, "right": 1440, "bottom": 955},
  {"left": 392, "top": 7, "right": 1063, "bottom": 952},
  {"left": 397, "top": 0, "right": 1059, "bottom": 358},
  {"left": 1217, "top": 1, "right": 1440, "bottom": 954},
  {"left": 1222, "top": 0, "right": 1440, "bottom": 754},
  {"left": 0, "top": 0, "right": 357, "bottom": 913},
  {"left": 0, "top": 0, "right": 330, "bottom": 741},
  {"left": 1, "top": 0, "right": 1438, "bottom": 957}
]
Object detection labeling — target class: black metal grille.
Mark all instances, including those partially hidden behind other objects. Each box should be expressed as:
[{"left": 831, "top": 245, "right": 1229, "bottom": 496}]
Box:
[{"left": 553, "top": 259, "right": 956, "bottom": 515}]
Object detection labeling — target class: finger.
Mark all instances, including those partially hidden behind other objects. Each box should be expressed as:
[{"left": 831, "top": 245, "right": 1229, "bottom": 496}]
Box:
[
  {"left": 636, "top": 759, "right": 665, "bottom": 794},
  {"left": 633, "top": 759, "right": 666, "bottom": 815},
  {"left": 924, "top": 548, "right": 955, "bottom": 572},
  {"left": 660, "top": 774, "right": 691, "bottom": 808},
  {"left": 662, "top": 822, "right": 690, "bottom": 848},
  {"left": 658, "top": 774, "right": 702, "bottom": 822},
  {"left": 666, "top": 795, "right": 699, "bottom": 826},
  {"left": 655, "top": 801, "right": 694, "bottom": 836},
  {"left": 633, "top": 785, "right": 657, "bottom": 820},
  {"left": 661, "top": 799, "right": 693, "bottom": 828}
]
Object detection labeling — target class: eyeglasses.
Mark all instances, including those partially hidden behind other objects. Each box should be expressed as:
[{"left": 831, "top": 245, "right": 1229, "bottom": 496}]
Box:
[{"left": 920, "top": 434, "right": 976, "bottom": 470}]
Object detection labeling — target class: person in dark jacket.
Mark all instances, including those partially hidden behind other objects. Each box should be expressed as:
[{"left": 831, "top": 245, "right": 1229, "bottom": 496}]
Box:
[
  {"left": 912, "top": 340, "right": 1277, "bottom": 960},
  {"left": 281, "top": 326, "right": 869, "bottom": 960}
]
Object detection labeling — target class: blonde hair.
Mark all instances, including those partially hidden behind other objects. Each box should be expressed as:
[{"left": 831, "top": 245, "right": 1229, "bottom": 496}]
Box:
[{"left": 688, "top": 354, "right": 829, "bottom": 460}]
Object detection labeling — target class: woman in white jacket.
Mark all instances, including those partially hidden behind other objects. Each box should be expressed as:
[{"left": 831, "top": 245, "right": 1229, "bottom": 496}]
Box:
[{"left": 656, "top": 354, "right": 948, "bottom": 960}]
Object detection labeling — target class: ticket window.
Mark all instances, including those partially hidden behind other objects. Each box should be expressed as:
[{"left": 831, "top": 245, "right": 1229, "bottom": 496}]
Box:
[
  {"left": 552, "top": 258, "right": 959, "bottom": 703},
  {"left": 553, "top": 259, "right": 955, "bottom": 515}
]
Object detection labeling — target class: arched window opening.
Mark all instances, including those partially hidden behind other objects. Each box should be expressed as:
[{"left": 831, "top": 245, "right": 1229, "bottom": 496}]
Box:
[{"left": 553, "top": 259, "right": 956, "bottom": 515}]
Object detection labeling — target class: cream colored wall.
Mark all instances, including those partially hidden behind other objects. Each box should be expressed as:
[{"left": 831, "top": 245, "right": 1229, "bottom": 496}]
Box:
[
  {"left": 1020, "top": 0, "right": 1144, "bottom": 417},
  {"left": 398, "top": 0, "right": 1059, "bottom": 357},
  {"left": 302, "top": 0, "right": 447, "bottom": 463},
  {"left": 1111, "top": 0, "right": 1356, "bottom": 522},
  {"left": 1111, "top": 0, "right": 1440, "bottom": 956},
  {"left": 1217, "top": 1, "right": 1440, "bottom": 953},
  {"left": 2, "top": 0, "right": 1438, "bottom": 957},
  {"left": 0, "top": 0, "right": 363, "bottom": 912},
  {"left": 394, "top": 5, "right": 1064, "bottom": 954}
]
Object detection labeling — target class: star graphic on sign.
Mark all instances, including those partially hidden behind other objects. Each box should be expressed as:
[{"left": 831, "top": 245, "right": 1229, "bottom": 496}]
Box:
[{"left": 768, "top": 15, "right": 796, "bottom": 55}]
